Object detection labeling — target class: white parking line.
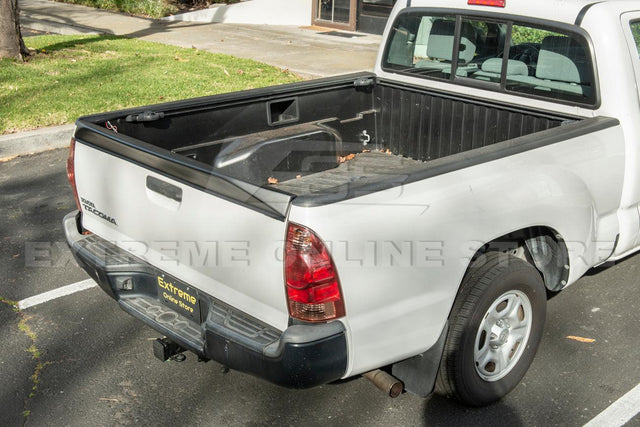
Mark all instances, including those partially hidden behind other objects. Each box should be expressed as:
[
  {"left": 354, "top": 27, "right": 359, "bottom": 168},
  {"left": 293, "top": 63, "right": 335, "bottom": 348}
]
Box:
[
  {"left": 584, "top": 383, "right": 640, "bottom": 427},
  {"left": 18, "top": 279, "right": 97, "bottom": 310}
]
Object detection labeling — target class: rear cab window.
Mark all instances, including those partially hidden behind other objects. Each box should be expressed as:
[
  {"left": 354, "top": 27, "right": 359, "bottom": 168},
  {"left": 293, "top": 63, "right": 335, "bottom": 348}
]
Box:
[{"left": 382, "top": 11, "right": 597, "bottom": 106}]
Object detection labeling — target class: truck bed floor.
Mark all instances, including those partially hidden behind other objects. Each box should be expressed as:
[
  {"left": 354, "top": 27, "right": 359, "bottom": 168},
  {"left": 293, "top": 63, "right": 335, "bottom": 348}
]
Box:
[{"left": 274, "top": 151, "right": 427, "bottom": 196}]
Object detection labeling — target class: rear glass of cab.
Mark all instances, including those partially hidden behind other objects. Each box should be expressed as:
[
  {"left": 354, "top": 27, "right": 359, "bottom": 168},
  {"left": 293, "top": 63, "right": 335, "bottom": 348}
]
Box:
[{"left": 382, "top": 11, "right": 597, "bottom": 107}]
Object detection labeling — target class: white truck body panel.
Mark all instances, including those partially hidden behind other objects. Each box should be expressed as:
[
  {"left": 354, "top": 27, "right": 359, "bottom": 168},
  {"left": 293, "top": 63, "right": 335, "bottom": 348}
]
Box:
[
  {"left": 75, "top": 142, "right": 290, "bottom": 330},
  {"left": 290, "top": 122, "right": 625, "bottom": 375}
]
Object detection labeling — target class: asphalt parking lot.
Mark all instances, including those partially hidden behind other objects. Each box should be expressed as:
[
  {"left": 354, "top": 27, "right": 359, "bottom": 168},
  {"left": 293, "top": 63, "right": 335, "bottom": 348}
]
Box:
[{"left": 1, "top": 148, "right": 639, "bottom": 426}]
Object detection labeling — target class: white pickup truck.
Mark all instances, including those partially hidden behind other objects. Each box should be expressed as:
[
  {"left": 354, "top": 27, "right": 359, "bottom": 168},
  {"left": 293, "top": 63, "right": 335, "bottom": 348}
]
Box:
[{"left": 64, "top": 0, "right": 640, "bottom": 406}]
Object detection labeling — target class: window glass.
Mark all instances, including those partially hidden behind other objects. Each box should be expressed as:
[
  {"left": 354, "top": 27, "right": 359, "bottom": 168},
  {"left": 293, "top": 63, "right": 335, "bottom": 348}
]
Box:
[
  {"left": 505, "top": 24, "right": 593, "bottom": 103},
  {"left": 383, "top": 12, "right": 596, "bottom": 105},
  {"left": 318, "top": 0, "right": 350, "bottom": 23},
  {"left": 384, "top": 13, "right": 457, "bottom": 79},
  {"left": 459, "top": 19, "right": 506, "bottom": 78},
  {"left": 630, "top": 21, "right": 640, "bottom": 58},
  {"left": 384, "top": 15, "right": 507, "bottom": 79}
]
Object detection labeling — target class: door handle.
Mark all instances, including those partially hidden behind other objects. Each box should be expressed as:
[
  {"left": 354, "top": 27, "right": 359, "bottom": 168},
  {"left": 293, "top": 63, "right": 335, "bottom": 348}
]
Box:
[{"left": 146, "top": 176, "right": 182, "bottom": 202}]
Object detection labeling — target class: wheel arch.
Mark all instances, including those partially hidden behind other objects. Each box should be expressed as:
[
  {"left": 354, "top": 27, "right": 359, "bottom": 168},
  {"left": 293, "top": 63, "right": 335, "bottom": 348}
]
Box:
[{"left": 468, "top": 226, "right": 570, "bottom": 293}]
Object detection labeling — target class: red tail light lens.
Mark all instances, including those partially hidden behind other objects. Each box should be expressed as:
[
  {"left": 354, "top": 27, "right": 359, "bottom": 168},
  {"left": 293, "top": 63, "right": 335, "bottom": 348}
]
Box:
[
  {"left": 66, "top": 137, "right": 81, "bottom": 212},
  {"left": 468, "top": 0, "right": 505, "bottom": 6},
  {"left": 285, "top": 223, "right": 345, "bottom": 322}
]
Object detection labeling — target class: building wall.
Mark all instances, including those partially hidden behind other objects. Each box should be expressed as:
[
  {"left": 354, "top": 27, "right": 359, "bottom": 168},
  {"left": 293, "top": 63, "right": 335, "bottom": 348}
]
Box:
[{"left": 165, "top": 0, "right": 313, "bottom": 26}]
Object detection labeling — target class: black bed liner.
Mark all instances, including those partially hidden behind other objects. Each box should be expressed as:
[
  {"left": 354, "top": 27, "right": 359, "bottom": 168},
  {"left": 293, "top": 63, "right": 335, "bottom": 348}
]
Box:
[
  {"left": 76, "top": 73, "right": 614, "bottom": 213},
  {"left": 274, "top": 151, "right": 427, "bottom": 195}
]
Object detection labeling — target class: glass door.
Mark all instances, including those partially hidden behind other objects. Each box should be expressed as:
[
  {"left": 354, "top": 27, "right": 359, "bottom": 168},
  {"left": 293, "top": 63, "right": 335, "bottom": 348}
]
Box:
[{"left": 314, "top": 0, "right": 357, "bottom": 31}]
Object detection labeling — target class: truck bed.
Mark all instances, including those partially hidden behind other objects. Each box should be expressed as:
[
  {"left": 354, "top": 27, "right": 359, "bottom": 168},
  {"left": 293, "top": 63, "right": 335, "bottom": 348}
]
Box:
[{"left": 77, "top": 73, "right": 576, "bottom": 209}]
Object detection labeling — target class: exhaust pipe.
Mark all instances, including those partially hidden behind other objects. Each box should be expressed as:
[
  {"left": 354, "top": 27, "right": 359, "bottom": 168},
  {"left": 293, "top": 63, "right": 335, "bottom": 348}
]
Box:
[{"left": 363, "top": 369, "right": 403, "bottom": 398}]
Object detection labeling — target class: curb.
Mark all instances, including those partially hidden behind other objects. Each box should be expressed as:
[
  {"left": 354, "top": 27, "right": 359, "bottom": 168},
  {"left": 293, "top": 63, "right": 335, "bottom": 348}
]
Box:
[{"left": 0, "top": 124, "right": 75, "bottom": 159}]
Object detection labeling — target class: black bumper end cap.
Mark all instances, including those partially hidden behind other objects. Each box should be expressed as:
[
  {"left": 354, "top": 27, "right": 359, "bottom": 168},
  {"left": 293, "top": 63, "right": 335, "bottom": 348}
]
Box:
[{"left": 205, "top": 321, "right": 348, "bottom": 389}]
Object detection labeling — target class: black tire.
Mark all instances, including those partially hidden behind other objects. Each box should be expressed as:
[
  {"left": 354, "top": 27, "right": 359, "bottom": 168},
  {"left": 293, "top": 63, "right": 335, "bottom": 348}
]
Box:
[{"left": 435, "top": 252, "right": 546, "bottom": 406}]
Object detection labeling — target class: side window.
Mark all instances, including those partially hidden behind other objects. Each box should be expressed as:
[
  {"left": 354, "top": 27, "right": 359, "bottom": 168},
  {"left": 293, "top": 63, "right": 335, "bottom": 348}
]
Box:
[{"left": 630, "top": 21, "right": 640, "bottom": 58}]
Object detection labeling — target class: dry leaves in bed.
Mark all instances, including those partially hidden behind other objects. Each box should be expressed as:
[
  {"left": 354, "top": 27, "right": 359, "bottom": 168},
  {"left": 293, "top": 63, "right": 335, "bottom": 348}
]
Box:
[{"left": 338, "top": 153, "right": 356, "bottom": 164}]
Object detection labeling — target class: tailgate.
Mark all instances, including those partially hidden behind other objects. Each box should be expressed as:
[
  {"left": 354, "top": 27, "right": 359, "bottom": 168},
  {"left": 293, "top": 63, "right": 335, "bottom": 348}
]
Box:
[{"left": 73, "top": 124, "right": 293, "bottom": 330}]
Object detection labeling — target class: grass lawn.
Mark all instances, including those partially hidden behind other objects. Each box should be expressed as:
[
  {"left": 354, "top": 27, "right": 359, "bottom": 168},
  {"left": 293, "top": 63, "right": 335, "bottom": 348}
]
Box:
[{"left": 0, "top": 35, "right": 300, "bottom": 135}]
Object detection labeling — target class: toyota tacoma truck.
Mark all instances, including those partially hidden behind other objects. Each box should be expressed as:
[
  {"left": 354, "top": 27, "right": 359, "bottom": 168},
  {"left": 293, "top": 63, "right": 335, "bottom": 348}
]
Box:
[{"left": 64, "top": 0, "right": 640, "bottom": 406}]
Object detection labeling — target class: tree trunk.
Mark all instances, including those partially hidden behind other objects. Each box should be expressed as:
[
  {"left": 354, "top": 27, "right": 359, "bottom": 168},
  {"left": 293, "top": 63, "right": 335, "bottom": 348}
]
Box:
[{"left": 0, "top": 0, "right": 30, "bottom": 60}]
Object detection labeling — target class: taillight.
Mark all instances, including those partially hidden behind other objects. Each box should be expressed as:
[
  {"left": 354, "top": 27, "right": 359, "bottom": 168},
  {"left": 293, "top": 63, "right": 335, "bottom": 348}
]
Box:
[
  {"left": 66, "top": 137, "right": 81, "bottom": 212},
  {"left": 284, "top": 223, "right": 345, "bottom": 322},
  {"left": 468, "top": 0, "right": 505, "bottom": 7}
]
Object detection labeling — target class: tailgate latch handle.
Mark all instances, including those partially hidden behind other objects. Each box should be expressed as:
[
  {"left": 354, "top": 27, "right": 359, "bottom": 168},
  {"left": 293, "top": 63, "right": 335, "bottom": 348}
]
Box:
[{"left": 146, "top": 176, "right": 183, "bottom": 202}]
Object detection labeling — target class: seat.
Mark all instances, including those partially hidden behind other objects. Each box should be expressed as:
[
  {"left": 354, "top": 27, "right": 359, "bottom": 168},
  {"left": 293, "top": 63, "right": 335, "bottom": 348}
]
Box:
[
  {"left": 415, "top": 19, "right": 477, "bottom": 76},
  {"left": 472, "top": 58, "right": 528, "bottom": 82},
  {"left": 536, "top": 36, "right": 589, "bottom": 83},
  {"left": 508, "top": 35, "right": 592, "bottom": 97}
]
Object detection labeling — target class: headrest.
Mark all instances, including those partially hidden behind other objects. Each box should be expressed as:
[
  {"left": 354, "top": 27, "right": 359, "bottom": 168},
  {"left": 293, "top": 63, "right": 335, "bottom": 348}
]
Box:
[
  {"left": 536, "top": 36, "right": 590, "bottom": 84},
  {"left": 427, "top": 19, "right": 456, "bottom": 61},
  {"left": 458, "top": 22, "right": 477, "bottom": 64},
  {"left": 426, "top": 20, "right": 477, "bottom": 64}
]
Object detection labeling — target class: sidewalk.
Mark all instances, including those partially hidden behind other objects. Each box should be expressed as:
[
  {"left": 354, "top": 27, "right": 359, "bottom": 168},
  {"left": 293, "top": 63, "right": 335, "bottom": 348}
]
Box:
[
  {"left": 4, "top": 0, "right": 382, "bottom": 158},
  {"left": 20, "top": 0, "right": 381, "bottom": 78}
]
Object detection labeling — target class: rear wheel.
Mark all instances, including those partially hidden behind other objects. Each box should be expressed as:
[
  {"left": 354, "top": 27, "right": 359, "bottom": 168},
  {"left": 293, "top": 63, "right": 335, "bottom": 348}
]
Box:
[{"left": 435, "top": 252, "right": 546, "bottom": 406}]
